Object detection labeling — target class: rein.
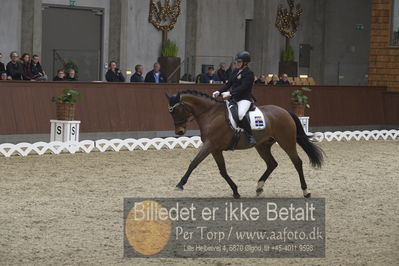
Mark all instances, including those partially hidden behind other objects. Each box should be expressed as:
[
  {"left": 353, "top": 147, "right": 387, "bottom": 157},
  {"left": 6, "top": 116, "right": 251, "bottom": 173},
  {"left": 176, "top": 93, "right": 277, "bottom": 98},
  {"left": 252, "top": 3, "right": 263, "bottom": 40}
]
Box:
[{"left": 169, "top": 101, "right": 215, "bottom": 126}]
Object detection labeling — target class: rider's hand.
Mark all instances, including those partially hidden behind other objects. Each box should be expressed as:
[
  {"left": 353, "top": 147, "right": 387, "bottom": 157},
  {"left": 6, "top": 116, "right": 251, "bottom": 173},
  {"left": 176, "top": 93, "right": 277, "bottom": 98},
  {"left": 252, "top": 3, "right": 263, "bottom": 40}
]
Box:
[
  {"left": 222, "top": 91, "right": 231, "bottom": 99},
  {"left": 212, "top": 91, "right": 220, "bottom": 98}
]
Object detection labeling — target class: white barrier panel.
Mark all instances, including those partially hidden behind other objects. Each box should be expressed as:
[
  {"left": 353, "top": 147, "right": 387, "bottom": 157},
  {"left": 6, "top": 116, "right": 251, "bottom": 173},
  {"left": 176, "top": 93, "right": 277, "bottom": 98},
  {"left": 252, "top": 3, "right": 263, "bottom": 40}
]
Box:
[{"left": 0, "top": 130, "right": 398, "bottom": 157}]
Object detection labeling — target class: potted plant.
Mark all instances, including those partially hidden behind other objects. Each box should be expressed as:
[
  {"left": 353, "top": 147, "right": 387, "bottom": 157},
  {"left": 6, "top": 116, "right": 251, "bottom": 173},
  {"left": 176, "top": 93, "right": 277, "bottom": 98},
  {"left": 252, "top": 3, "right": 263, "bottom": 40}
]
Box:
[
  {"left": 275, "top": 0, "right": 302, "bottom": 77},
  {"left": 158, "top": 39, "right": 181, "bottom": 83},
  {"left": 51, "top": 89, "right": 82, "bottom": 120},
  {"left": 291, "top": 87, "right": 311, "bottom": 117}
]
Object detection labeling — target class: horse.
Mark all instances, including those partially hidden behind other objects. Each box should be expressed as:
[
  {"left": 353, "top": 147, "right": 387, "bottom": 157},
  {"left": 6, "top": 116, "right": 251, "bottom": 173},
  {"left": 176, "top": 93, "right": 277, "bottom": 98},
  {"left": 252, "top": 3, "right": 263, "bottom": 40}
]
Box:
[{"left": 165, "top": 90, "right": 324, "bottom": 199}]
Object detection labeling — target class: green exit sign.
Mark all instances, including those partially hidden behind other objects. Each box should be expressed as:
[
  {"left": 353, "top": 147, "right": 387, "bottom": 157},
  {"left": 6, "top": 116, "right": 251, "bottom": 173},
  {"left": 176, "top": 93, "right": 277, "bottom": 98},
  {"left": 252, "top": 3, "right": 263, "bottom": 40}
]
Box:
[
  {"left": 69, "top": 0, "right": 77, "bottom": 6},
  {"left": 355, "top": 24, "right": 364, "bottom": 30}
]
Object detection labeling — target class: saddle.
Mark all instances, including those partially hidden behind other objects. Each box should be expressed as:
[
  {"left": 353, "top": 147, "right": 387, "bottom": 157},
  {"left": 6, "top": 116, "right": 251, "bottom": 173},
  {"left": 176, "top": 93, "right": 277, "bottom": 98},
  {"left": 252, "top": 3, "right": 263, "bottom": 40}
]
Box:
[{"left": 226, "top": 100, "right": 266, "bottom": 131}]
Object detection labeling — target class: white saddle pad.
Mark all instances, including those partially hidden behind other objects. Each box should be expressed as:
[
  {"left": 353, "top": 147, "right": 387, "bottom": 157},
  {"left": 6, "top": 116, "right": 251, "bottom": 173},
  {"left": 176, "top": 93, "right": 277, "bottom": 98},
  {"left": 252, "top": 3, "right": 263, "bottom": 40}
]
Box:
[{"left": 226, "top": 101, "right": 266, "bottom": 131}]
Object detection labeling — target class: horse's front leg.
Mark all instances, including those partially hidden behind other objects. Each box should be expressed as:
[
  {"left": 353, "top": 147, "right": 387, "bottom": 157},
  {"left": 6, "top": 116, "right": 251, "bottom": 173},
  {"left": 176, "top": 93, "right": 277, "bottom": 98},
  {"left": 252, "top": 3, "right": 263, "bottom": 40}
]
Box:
[{"left": 175, "top": 141, "right": 212, "bottom": 190}]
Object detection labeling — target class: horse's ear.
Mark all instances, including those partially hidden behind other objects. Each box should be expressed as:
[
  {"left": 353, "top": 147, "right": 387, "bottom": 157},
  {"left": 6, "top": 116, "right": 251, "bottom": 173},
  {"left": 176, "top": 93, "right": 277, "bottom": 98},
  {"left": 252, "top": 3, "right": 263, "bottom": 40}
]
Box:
[
  {"left": 176, "top": 92, "right": 181, "bottom": 100},
  {"left": 164, "top": 92, "right": 170, "bottom": 101}
]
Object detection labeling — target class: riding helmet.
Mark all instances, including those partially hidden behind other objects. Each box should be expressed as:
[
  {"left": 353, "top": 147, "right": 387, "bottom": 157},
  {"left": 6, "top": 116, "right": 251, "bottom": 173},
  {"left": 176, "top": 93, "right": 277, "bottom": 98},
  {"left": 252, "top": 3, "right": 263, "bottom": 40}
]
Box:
[{"left": 235, "top": 51, "right": 251, "bottom": 63}]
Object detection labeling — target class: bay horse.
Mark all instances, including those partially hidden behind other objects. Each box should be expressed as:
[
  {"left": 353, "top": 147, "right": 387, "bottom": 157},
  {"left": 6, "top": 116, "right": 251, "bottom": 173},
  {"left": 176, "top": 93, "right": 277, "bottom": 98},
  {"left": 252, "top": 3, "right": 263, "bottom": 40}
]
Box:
[{"left": 165, "top": 90, "right": 324, "bottom": 199}]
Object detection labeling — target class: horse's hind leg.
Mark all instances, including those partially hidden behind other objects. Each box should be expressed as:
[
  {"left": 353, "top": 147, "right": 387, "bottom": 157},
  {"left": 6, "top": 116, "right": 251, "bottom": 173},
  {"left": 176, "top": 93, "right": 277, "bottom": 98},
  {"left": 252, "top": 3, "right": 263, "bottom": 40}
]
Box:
[
  {"left": 212, "top": 151, "right": 240, "bottom": 199},
  {"left": 279, "top": 141, "right": 311, "bottom": 198},
  {"left": 255, "top": 142, "right": 278, "bottom": 196}
]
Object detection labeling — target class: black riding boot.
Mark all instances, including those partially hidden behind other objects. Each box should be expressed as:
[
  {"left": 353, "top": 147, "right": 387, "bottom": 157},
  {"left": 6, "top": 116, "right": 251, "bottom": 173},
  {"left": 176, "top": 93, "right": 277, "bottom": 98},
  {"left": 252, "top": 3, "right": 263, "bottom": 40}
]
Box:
[{"left": 239, "top": 116, "right": 256, "bottom": 147}]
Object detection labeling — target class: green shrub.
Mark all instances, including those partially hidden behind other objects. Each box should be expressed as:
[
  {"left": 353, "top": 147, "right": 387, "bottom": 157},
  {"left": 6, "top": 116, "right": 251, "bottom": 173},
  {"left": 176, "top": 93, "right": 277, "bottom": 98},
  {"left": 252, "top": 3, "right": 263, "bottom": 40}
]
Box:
[
  {"left": 281, "top": 45, "right": 295, "bottom": 62},
  {"left": 161, "top": 39, "right": 178, "bottom": 57},
  {"left": 291, "top": 87, "right": 311, "bottom": 108},
  {"left": 51, "top": 89, "right": 82, "bottom": 104}
]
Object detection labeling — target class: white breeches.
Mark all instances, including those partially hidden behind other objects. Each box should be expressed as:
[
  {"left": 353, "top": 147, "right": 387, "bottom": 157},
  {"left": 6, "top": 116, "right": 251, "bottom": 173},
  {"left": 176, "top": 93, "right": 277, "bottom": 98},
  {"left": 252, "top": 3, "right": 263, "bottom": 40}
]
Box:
[{"left": 237, "top": 100, "right": 251, "bottom": 120}]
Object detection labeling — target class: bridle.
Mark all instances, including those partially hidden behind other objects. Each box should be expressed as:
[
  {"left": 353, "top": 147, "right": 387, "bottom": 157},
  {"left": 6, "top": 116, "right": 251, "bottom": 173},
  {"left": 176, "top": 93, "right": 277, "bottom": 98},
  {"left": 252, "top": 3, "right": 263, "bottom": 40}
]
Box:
[{"left": 168, "top": 100, "right": 214, "bottom": 127}]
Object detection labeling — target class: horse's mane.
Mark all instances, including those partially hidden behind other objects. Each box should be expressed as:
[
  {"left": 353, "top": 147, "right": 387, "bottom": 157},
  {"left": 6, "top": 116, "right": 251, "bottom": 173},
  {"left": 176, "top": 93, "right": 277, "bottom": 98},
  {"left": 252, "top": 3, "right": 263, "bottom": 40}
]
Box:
[{"left": 180, "top": 90, "right": 224, "bottom": 103}]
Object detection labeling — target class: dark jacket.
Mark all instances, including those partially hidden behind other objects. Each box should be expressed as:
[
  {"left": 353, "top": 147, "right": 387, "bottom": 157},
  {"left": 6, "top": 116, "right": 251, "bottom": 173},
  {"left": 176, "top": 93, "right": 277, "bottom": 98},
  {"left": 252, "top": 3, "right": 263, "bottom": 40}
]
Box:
[
  {"left": 226, "top": 67, "right": 235, "bottom": 81},
  {"left": 6, "top": 61, "right": 23, "bottom": 80},
  {"left": 0, "top": 62, "right": 5, "bottom": 72},
  {"left": 268, "top": 80, "right": 278, "bottom": 85},
  {"left": 65, "top": 76, "right": 78, "bottom": 81},
  {"left": 31, "top": 62, "right": 45, "bottom": 77},
  {"left": 144, "top": 70, "right": 167, "bottom": 83},
  {"left": 22, "top": 63, "right": 34, "bottom": 80},
  {"left": 217, "top": 68, "right": 228, "bottom": 83},
  {"left": 277, "top": 80, "right": 290, "bottom": 85},
  {"left": 200, "top": 73, "right": 220, "bottom": 83},
  {"left": 130, "top": 72, "right": 144, "bottom": 82},
  {"left": 106, "top": 69, "right": 125, "bottom": 82},
  {"left": 53, "top": 76, "right": 65, "bottom": 81},
  {"left": 254, "top": 79, "right": 266, "bottom": 85},
  {"left": 218, "top": 67, "right": 255, "bottom": 102}
]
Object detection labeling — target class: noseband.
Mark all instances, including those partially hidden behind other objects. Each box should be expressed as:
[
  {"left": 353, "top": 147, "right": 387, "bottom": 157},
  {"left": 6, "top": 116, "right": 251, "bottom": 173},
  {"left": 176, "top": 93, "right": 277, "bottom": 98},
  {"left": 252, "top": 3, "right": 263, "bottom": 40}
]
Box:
[{"left": 168, "top": 102, "right": 190, "bottom": 127}]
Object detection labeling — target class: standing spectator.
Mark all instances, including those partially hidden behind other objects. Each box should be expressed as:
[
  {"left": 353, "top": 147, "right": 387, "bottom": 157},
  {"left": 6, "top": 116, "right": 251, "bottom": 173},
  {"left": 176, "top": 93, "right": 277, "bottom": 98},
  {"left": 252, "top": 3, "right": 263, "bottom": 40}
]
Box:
[
  {"left": 145, "top": 62, "right": 167, "bottom": 83},
  {"left": 21, "top": 53, "right": 35, "bottom": 81},
  {"left": 201, "top": 66, "right": 220, "bottom": 83},
  {"left": 105, "top": 61, "right": 125, "bottom": 82},
  {"left": 31, "top": 55, "right": 48, "bottom": 81},
  {"left": 268, "top": 74, "right": 279, "bottom": 85},
  {"left": 225, "top": 61, "right": 236, "bottom": 81},
  {"left": 65, "top": 69, "right": 78, "bottom": 81},
  {"left": 255, "top": 74, "right": 267, "bottom": 85},
  {"left": 217, "top": 63, "right": 228, "bottom": 83},
  {"left": 53, "top": 69, "right": 66, "bottom": 81},
  {"left": 277, "top": 73, "right": 291, "bottom": 85},
  {"left": 0, "top": 52, "right": 5, "bottom": 73},
  {"left": 1, "top": 72, "right": 7, "bottom": 80},
  {"left": 6, "top": 51, "right": 23, "bottom": 80},
  {"left": 130, "top": 64, "right": 144, "bottom": 82}
]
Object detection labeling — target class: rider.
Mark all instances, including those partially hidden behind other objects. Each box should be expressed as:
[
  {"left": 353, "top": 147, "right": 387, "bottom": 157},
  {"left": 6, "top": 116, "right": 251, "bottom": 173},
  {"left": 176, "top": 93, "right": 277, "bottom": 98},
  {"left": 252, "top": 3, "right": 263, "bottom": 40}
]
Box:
[{"left": 212, "top": 51, "right": 256, "bottom": 147}]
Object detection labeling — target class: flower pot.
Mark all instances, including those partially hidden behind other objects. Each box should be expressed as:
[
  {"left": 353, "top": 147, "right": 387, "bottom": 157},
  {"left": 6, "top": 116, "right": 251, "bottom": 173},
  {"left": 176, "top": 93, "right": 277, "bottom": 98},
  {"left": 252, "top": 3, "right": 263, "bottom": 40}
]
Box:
[
  {"left": 291, "top": 102, "right": 305, "bottom": 117},
  {"left": 279, "top": 61, "right": 298, "bottom": 77},
  {"left": 158, "top": 56, "right": 181, "bottom": 83},
  {"left": 56, "top": 102, "right": 76, "bottom": 120}
]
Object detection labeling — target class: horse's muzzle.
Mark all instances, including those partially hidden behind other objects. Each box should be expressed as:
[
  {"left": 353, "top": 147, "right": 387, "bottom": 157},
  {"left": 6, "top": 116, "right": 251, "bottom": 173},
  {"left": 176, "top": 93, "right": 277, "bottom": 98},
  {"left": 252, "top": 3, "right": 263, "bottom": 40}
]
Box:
[{"left": 175, "top": 127, "right": 186, "bottom": 136}]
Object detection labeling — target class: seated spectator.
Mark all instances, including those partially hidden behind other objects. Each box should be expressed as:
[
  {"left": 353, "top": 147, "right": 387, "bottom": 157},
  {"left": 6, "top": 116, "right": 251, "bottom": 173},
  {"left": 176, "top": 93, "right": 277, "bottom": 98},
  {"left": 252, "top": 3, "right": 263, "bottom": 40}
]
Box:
[
  {"left": 65, "top": 69, "right": 78, "bottom": 81},
  {"left": 255, "top": 74, "right": 266, "bottom": 85},
  {"left": 0, "top": 52, "right": 5, "bottom": 73},
  {"left": 6, "top": 51, "right": 23, "bottom": 80},
  {"left": 21, "top": 53, "right": 35, "bottom": 81},
  {"left": 277, "top": 73, "right": 291, "bottom": 85},
  {"left": 226, "top": 61, "right": 236, "bottom": 81},
  {"left": 1, "top": 72, "right": 7, "bottom": 80},
  {"left": 217, "top": 63, "right": 228, "bottom": 83},
  {"left": 201, "top": 66, "right": 220, "bottom": 83},
  {"left": 31, "top": 55, "right": 48, "bottom": 81},
  {"left": 268, "top": 74, "right": 279, "bottom": 85},
  {"left": 130, "top": 64, "right": 144, "bottom": 82},
  {"left": 53, "top": 69, "right": 66, "bottom": 81},
  {"left": 106, "top": 61, "right": 125, "bottom": 82},
  {"left": 145, "top": 62, "right": 167, "bottom": 83}
]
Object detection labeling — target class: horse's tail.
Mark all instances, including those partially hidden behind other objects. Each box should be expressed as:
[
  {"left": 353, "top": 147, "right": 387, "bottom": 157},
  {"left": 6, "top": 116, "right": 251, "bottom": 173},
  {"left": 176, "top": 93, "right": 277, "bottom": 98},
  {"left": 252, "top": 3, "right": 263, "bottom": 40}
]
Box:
[{"left": 289, "top": 112, "right": 324, "bottom": 168}]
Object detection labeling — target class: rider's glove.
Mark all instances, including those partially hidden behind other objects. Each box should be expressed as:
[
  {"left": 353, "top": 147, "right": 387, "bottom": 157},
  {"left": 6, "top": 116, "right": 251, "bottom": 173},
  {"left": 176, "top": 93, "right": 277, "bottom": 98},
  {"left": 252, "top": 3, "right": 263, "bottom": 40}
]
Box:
[
  {"left": 212, "top": 91, "right": 220, "bottom": 98},
  {"left": 222, "top": 91, "right": 231, "bottom": 99}
]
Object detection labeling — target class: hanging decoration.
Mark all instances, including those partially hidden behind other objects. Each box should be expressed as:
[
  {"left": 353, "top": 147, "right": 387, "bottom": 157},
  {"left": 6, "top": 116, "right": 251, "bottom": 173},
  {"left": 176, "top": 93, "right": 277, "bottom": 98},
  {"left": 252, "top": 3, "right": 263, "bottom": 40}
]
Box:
[{"left": 149, "top": 0, "right": 182, "bottom": 43}]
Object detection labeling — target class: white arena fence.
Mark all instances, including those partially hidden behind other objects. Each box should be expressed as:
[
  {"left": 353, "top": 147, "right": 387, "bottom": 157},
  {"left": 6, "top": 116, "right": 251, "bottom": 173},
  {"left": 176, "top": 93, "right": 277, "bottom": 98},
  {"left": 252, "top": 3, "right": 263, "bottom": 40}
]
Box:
[{"left": 0, "top": 130, "right": 398, "bottom": 157}]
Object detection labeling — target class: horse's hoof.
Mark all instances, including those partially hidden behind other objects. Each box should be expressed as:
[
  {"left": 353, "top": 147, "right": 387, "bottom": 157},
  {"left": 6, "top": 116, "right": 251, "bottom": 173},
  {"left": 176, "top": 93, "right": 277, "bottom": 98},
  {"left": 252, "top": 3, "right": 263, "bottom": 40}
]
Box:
[
  {"left": 175, "top": 184, "right": 184, "bottom": 191},
  {"left": 233, "top": 193, "right": 241, "bottom": 199},
  {"left": 256, "top": 188, "right": 263, "bottom": 196},
  {"left": 304, "top": 192, "right": 311, "bottom": 198}
]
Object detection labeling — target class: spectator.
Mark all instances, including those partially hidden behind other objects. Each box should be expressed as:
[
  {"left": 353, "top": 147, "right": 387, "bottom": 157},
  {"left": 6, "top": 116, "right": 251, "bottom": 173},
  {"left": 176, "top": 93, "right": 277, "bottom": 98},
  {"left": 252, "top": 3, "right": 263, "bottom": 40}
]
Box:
[
  {"left": 130, "top": 64, "right": 144, "bottom": 82},
  {"left": 105, "top": 61, "right": 125, "bottom": 82},
  {"left": 53, "top": 69, "right": 66, "bottom": 81},
  {"left": 6, "top": 51, "right": 23, "bottom": 80},
  {"left": 201, "top": 66, "right": 220, "bottom": 83},
  {"left": 268, "top": 74, "right": 279, "bottom": 85},
  {"left": 21, "top": 53, "right": 35, "bottom": 81},
  {"left": 145, "top": 62, "right": 167, "bottom": 83},
  {"left": 217, "top": 63, "right": 228, "bottom": 83},
  {"left": 1, "top": 72, "right": 7, "bottom": 80},
  {"left": 65, "top": 69, "right": 78, "bottom": 81},
  {"left": 255, "top": 74, "right": 267, "bottom": 85},
  {"left": 225, "top": 61, "right": 236, "bottom": 81},
  {"left": 277, "top": 73, "right": 291, "bottom": 85},
  {"left": 31, "top": 55, "right": 48, "bottom": 81},
  {"left": 0, "top": 52, "right": 5, "bottom": 73}
]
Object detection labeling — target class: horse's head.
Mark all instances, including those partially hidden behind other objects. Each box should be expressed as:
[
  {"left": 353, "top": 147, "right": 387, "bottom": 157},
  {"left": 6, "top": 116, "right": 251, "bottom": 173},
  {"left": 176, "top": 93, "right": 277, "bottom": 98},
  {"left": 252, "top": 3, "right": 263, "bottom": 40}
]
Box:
[{"left": 165, "top": 92, "right": 190, "bottom": 136}]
